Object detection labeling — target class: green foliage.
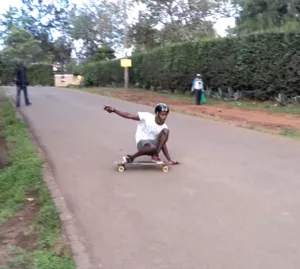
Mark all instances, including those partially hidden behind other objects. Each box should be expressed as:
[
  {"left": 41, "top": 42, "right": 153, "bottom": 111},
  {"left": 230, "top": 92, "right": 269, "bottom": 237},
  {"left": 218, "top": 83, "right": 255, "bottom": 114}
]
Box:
[
  {"left": 31, "top": 250, "right": 75, "bottom": 269},
  {"left": 232, "top": 0, "right": 300, "bottom": 35},
  {"left": 0, "top": 247, "right": 75, "bottom": 269},
  {"left": 0, "top": 27, "right": 54, "bottom": 86},
  {"left": 280, "top": 128, "right": 300, "bottom": 139},
  {"left": 128, "top": 0, "right": 225, "bottom": 50},
  {"left": 35, "top": 199, "right": 61, "bottom": 248},
  {"left": 82, "top": 60, "right": 124, "bottom": 87},
  {"left": 0, "top": 97, "right": 74, "bottom": 268},
  {"left": 82, "top": 32, "right": 300, "bottom": 100},
  {"left": 27, "top": 63, "right": 54, "bottom": 86},
  {"left": 68, "top": 2, "right": 124, "bottom": 60},
  {"left": 0, "top": 6, "right": 72, "bottom": 74},
  {"left": 0, "top": 102, "right": 42, "bottom": 222},
  {"left": 0, "top": 63, "right": 54, "bottom": 86}
]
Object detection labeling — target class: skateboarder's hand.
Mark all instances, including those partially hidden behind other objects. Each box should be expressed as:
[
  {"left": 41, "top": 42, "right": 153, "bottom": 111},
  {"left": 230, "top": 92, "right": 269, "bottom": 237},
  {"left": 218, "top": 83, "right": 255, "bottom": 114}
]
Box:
[
  {"left": 168, "top": 159, "right": 177, "bottom": 165},
  {"left": 104, "top": 105, "right": 115, "bottom": 113}
]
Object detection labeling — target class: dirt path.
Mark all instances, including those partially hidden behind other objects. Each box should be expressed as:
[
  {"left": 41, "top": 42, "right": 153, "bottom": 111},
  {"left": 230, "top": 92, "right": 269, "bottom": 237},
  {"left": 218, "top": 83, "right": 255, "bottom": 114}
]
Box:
[
  {"left": 81, "top": 88, "right": 300, "bottom": 134},
  {"left": 4, "top": 86, "right": 300, "bottom": 269}
]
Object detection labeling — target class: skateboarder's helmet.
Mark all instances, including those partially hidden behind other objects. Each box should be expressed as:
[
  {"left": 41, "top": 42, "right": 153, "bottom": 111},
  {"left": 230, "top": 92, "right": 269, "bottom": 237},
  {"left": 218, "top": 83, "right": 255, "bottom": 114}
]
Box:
[{"left": 155, "top": 103, "right": 169, "bottom": 114}]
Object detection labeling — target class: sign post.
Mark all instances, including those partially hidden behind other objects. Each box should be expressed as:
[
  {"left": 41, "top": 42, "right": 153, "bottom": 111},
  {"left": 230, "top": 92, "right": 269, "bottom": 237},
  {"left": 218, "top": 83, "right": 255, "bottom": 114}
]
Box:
[{"left": 120, "top": 59, "right": 132, "bottom": 90}]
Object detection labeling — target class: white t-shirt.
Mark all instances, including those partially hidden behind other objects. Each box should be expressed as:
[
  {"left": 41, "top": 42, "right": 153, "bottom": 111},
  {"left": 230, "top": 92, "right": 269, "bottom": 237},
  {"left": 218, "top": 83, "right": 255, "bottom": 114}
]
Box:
[
  {"left": 135, "top": 112, "right": 168, "bottom": 144},
  {"left": 194, "top": 78, "right": 203, "bottom": 90}
]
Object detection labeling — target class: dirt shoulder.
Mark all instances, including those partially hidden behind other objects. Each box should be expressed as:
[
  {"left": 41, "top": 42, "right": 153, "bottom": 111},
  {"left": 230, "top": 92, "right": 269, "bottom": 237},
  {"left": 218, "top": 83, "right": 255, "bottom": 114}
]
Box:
[{"left": 75, "top": 87, "right": 300, "bottom": 138}]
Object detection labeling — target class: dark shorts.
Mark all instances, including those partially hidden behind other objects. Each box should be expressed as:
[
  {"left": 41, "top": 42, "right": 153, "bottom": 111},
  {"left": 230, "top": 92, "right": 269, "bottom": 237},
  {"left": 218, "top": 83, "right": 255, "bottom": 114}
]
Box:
[{"left": 137, "top": 139, "right": 158, "bottom": 150}]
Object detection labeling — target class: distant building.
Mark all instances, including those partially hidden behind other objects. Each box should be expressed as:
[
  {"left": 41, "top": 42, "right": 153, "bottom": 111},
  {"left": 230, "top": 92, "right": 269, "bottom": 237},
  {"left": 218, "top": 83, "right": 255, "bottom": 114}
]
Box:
[{"left": 54, "top": 74, "right": 81, "bottom": 87}]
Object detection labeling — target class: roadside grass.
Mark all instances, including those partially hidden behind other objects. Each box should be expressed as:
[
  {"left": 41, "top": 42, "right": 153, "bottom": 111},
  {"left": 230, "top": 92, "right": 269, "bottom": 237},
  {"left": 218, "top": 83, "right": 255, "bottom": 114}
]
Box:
[
  {"left": 221, "top": 101, "right": 300, "bottom": 114},
  {"left": 0, "top": 94, "right": 75, "bottom": 269},
  {"left": 280, "top": 128, "right": 300, "bottom": 139},
  {"left": 71, "top": 86, "right": 300, "bottom": 114}
]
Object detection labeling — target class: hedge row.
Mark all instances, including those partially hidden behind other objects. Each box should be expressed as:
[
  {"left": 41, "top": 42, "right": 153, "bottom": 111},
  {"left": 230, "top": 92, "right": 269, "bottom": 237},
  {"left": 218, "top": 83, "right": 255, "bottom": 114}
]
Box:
[
  {"left": 82, "top": 32, "right": 300, "bottom": 100},
  {"left": 26, "top": 63, "right": 54, "bottom": 86},
  {"left": 0, "top": 63, "right": 54, "bottom": 86}
]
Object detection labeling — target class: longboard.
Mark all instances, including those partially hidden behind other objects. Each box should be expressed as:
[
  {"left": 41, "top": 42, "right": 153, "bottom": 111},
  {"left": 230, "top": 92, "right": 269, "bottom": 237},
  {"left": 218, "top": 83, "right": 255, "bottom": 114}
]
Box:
[{"left": 114, "top": 160, "right": 178, "bottom": 173}]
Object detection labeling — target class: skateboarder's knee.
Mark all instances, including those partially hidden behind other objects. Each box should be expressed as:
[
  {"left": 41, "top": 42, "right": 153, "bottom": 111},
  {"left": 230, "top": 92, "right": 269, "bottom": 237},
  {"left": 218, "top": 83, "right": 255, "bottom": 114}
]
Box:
[{"left": 160, "top": 128, "right": 169, "bottom": 136}]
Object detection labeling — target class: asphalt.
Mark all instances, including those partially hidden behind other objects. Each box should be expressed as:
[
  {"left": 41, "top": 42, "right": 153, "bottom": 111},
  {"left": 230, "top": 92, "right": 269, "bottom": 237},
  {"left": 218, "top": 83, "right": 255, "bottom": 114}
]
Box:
[{"left": 4, "top": 86, "right": 300, "bottom": 269}]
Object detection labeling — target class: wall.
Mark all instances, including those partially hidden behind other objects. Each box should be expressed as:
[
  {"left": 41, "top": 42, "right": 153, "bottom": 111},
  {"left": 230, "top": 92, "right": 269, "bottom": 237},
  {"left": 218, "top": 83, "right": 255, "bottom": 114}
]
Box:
[{"left": 54, "top": 74, "right": 80, "bottom": 87}]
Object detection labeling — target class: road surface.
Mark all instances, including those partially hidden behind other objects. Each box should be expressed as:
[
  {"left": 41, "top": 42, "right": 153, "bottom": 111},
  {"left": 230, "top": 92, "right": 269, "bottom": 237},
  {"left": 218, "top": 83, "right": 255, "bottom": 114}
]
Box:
[{"left": 4, "top": 86, "right": 300, "bottom": 269}]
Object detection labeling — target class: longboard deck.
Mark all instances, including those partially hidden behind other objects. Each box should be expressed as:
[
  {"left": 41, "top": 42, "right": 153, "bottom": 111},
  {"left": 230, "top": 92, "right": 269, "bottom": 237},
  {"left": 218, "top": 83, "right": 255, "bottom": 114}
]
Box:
[
  {"left": 114, "top": 160, "right": 179, "bottom": 173},
  {"left": 114, "top": 161, "right": 168, "bottom": 165}
]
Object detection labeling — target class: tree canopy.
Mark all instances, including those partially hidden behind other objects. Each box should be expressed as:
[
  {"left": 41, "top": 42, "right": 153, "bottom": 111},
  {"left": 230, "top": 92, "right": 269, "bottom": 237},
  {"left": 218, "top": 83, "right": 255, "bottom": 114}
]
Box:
[{"left": 1, "top": 0, "right": 299, "bottom": 82}]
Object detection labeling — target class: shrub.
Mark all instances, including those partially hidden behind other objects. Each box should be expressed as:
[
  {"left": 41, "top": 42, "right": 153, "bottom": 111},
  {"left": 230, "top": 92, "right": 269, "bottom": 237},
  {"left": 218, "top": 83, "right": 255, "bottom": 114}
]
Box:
[
  {"left": 82, "top": 32, "right": 300, "bottom": 101},
  {"left": 27, "top": 63, "right": 54, "bottom": 86},
  {"left": 0, "top": 63, "right": 54, "bottom": 86}
]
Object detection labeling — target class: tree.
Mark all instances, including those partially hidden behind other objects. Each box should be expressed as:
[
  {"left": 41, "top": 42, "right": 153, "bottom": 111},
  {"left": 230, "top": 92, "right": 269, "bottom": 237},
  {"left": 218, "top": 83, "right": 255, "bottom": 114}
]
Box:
[
  {"left": 94, "top": 46, "right": 116, "bottom": 61},
  {"left": 0, "top": 0, "right": 71, "bottom": 42},
  {"left": 68, "top": 0, "right": 124, "bottom": 60},
  {"left": 65, "top": 58, "right": 81, "bottom": 74},
  {"left": 0, "top": 27, "right": 46, "bottom": 84},
  {"left": 0, "top": 1, "right": 73, "bottom": 71},
  {"left": 231, "top": 0, "right": 300, "bottom": 35},
  {"left": 1, "top": 27, "right": 44, "bottom": 66},
  {"left": 20, "top": 0, "right": 71, "bottom": 37},
  {"left": 128, "top": 12, "right": 161, "bottom": 52},
  {"left": 52, "top": 37, "right": 73, "bottom": 72},
  {"left": 128, "top": 0, "right": 228, "bottom": 50}
]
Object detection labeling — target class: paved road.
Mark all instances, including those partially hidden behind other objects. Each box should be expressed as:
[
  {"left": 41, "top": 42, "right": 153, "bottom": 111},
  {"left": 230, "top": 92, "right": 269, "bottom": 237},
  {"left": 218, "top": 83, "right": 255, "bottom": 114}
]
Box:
[{"left": 5, "top": 86, "right": 300, "bottom": 269}]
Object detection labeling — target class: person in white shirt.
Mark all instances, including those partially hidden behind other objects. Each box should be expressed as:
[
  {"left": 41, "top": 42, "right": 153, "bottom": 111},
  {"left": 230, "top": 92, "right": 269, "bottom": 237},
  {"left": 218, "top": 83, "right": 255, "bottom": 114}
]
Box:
[
  {"left": 104, "top": 103, "right": 177, "bottom": 164},
  {"left": 191, "top": 73, "right": 205, "bottom": 105}
]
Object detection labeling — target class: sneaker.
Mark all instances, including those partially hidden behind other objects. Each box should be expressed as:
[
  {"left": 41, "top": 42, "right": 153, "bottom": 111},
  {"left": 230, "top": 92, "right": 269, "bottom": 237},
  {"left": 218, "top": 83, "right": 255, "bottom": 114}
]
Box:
[{"left": 122, "top": 155, "right": 133, "bottom": 163}]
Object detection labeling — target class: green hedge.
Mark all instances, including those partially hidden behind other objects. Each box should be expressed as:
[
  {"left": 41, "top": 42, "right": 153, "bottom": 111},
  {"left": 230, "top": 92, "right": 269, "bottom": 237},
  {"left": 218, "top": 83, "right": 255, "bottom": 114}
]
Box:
[
  {"left": 0, "top": 63, "right": 54, "bottom": 86},
  {"left": 27, "top": 63, "right": 54, "bottom": 86},
  {"left": 82, "top": 32, "right": 300, "bottom": 100},
  {"left": 82, "top": 60, "right": 124, "bottom": 87}
]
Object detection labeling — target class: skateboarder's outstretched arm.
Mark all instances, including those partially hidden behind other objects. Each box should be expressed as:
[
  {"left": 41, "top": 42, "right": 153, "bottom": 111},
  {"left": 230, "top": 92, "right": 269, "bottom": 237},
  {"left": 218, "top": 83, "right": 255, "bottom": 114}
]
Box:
[{"left": 104, "top": 106, "right": 140, "bottom": 121}]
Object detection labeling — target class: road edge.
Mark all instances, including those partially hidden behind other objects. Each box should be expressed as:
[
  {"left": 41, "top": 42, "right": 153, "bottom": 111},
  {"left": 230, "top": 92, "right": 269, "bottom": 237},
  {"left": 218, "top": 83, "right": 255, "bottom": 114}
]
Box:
[{"left": 4, "top": 90, "right": 95, "bottom": 269}]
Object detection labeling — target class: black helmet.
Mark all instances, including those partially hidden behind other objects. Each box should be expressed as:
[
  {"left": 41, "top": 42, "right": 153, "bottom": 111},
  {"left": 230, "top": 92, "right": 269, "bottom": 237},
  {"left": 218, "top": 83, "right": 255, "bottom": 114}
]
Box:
[{"left": 155, "top": 103, "right": 169, "bottom": 114}]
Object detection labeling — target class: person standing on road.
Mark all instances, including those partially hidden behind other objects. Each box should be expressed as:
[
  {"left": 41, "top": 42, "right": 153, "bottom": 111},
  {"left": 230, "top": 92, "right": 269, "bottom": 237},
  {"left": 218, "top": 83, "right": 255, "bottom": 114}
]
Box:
[
  {"left": 15, "top": 63, "right": 31, "bottom": 107},
  {"left": 191, "top": 74, "right": 205, "bottom": 105}
]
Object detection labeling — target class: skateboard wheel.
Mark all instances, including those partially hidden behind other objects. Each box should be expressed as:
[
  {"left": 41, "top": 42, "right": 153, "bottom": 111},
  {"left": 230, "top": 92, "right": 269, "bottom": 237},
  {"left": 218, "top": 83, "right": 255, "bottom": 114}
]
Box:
[
  {"left": 118, "top": 165, "right": 125, "bottom": 172},
  {"left": 162, "top": 165, "right": 169, "bottom": 173}
]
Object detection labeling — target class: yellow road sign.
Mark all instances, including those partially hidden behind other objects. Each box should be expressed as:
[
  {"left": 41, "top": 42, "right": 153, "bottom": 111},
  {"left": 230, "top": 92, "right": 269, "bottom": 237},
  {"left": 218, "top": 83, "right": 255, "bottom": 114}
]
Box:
[{"left": 120, "top": 59, "right": 132, "bottom": 67}]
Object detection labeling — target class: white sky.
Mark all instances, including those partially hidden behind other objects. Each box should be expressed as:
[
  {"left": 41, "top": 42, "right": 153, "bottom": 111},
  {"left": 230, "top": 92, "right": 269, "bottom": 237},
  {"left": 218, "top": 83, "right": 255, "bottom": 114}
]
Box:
[{"left": 0, "top": 0, "right": 236, "bottom": 58}]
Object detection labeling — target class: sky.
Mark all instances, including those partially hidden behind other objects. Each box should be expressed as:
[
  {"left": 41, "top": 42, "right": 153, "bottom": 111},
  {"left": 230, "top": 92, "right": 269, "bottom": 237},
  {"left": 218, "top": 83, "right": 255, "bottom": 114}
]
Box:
[{"left": 0, "top": 0, "right": 236, "bottom": 57}]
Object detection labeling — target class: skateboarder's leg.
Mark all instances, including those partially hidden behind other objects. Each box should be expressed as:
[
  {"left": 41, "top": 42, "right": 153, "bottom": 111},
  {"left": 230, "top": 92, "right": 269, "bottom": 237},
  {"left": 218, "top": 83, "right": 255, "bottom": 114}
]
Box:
[
  {"left": 156, "top": 128, "right": 169, "bottom": 154},
  {"left": 123, "top": 129, "right": 169, "bottom": 162},
  {"left": 123, "top": 142, "right": 156, "bottom": 162}
]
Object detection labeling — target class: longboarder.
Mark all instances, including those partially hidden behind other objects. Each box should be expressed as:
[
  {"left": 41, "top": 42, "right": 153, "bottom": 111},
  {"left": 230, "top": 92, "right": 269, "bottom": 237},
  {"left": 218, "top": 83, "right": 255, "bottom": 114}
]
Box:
[{"left": 104, "top": 103, "right": 177, "bottom": 164}]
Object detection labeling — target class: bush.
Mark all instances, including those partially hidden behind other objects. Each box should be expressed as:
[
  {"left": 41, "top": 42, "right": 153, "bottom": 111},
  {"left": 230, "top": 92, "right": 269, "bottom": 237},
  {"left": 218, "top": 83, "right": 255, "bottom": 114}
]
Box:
[
  {"left": 82, "top": 60, "right": 124, "bottom": 87},
  {"left": 82, "top": 32, "right": 300, "bottom": 100},
  {"left": 27, "top": 63, "right": 54, "bottom": 86},
  {"left": 0, "top": 63, "right": 54, "bottom": 86}
]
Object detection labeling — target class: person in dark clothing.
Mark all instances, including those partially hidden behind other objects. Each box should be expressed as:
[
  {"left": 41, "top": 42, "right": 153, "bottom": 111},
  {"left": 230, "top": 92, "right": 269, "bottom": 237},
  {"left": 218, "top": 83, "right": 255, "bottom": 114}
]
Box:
[{"left": 15, "top": 64, "right": 31, "bottom": 107}]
